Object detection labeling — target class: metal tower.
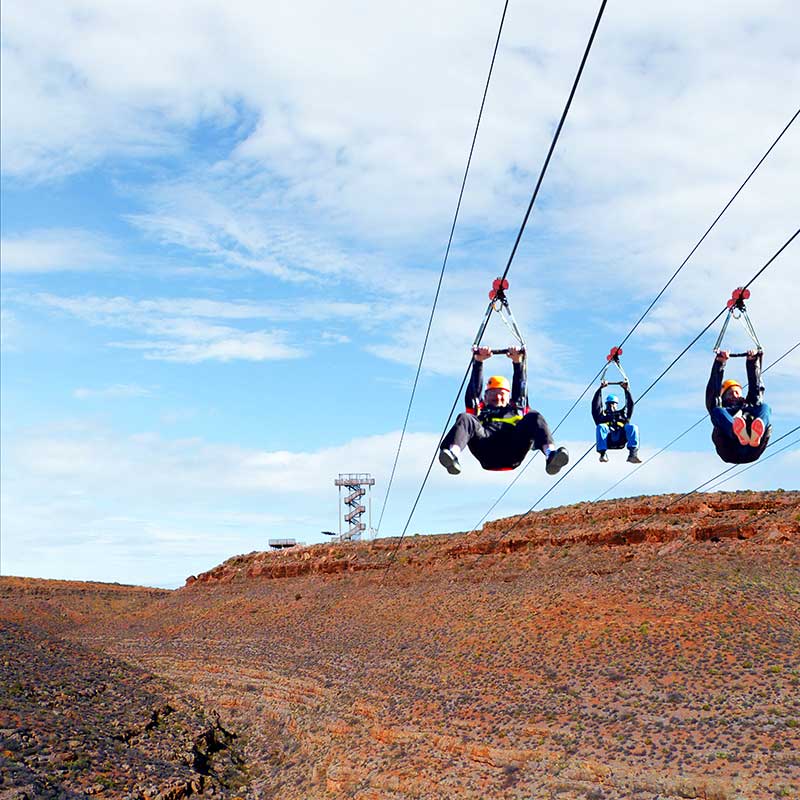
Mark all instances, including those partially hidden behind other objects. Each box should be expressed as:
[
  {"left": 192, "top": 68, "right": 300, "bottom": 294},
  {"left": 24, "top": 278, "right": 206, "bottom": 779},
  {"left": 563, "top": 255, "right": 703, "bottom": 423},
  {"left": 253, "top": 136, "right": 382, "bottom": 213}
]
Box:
[{"left": 333, "top": 473, "right": 375, "bottom": 541}]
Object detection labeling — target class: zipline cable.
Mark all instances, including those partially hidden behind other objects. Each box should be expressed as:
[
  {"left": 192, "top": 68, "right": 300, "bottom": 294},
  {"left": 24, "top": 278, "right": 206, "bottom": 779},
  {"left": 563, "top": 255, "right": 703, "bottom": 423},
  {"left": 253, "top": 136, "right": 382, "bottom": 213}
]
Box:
[
  {"left": 470, "top": 230, "right": 797, "bottom": 552},
  {"left": 381, "top": 0, "right": 609, "bottom": 578},
  {"left": 609, "top": 424, "right": 800, "bottom": 545},
  {"left": 376, "top": 0, "right": 511, "bottom": 533},
  {"left": 635, "top": 228, "right": 797, "bottom": 404},
  {"left": 496, "top": 0, "right": 607, "bottom": 286},
  {"left": 381, "top": 309, "right": 494, "bottom": 562},
  {"left": 594, "top": 340, "right": 800, "bottom": 501},
  {"left": 615, "top": 106, "right": 798, "bottom": 352},
  {"left": 464, "top": 111, "right": 799, "bottom": 532}
]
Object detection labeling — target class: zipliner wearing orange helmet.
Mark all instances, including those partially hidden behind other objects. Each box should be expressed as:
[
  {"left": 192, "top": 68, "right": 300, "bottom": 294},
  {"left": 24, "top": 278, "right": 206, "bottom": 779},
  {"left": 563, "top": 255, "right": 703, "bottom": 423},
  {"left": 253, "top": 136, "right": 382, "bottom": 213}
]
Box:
[
  {"left": 439, "top": 346, "right": 569, "bottom": 476},
  {"left": 706, "top": 349, "right": 771, "bottom": 464}
]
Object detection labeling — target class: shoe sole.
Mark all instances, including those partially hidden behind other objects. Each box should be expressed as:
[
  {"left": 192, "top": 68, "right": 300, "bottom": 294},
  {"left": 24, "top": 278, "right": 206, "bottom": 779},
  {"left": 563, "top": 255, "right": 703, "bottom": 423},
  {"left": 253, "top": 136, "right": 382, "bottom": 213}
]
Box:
[
  {"left": 750, "top": 419, "right": 765, "bottom": 447},
  {"left": 732, "top": 417, "right": 750, "bottom": 446},
  {"left": 546, "top": 449, "right": 569, "bottom": 475},
  {"left": 439, "top": 451, "right": 461, "bottom": 475}
]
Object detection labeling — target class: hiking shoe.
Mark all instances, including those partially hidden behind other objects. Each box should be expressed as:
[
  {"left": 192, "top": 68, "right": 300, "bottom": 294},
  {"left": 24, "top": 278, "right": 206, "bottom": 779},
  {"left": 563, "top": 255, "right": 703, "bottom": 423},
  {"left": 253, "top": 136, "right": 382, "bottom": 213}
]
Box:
[
  {"left": 598, "top": 451, "right": 609, "bottom": 463},
  {"left": 545, "top": 446, "right": 569, "bottom": 475},
  {"left": 732, "top": 415, "right": 750, "bottom": 446},
  {"left": 627, "top": 448, "right": 642, "bottom": 464},
  {"left": 749, "top": 417, "right": 766, "bottom": 447},
  {"left": 439, "top": 448, "right": 461, "bottom": 475}
]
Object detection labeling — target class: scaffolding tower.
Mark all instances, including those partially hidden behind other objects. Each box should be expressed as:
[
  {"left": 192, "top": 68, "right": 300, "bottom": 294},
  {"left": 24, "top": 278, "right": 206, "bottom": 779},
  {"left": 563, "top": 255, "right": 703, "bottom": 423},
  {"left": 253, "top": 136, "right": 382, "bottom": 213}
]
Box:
[{"left": 333, "top": 473, "right": 375, "bottom": 541}]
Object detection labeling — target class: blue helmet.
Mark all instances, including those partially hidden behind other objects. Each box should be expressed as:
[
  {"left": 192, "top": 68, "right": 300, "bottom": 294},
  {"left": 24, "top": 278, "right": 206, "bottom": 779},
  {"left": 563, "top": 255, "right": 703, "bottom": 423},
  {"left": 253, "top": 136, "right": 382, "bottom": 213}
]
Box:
[{"left": 605, "top": 394, "right": 620, "bottom": 406}]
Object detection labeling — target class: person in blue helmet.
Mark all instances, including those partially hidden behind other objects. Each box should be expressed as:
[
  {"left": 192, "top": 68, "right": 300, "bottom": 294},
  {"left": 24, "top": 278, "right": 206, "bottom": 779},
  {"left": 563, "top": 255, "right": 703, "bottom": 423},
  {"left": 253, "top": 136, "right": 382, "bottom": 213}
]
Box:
[{"left": 591, "top": 379, "right": 641, "bottom": 464}]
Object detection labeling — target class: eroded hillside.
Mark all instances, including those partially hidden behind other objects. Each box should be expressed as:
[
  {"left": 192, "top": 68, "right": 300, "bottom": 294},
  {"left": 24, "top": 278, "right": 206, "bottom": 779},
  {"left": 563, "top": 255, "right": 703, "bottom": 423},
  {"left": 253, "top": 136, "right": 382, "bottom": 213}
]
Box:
[{"left": 2, "top": 491, "right": 799, "bottom": 800}]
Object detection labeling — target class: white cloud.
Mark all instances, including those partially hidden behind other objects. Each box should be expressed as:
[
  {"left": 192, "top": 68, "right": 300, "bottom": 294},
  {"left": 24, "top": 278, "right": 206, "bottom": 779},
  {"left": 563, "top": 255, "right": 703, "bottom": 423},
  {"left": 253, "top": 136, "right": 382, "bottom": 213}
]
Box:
[
  {"left": 111, "top": 329, "right": 303, "bottom": 363},
  {"left": 9, "top": 292, "right": 313, "bottom": 363},
  {"left": 0, "top": 228, "right": 116, "bottom": 273},
  {"left": 73, "top": 383, "right": 152, "bottom": 399},
  {"left": 3, "top": 1, "right": 797, "bottom": 375},
  {"left": 4, "top": 0, "right": 796, "bottom": 236},
  {"left": 2, "top": 1, "right": 798, "bottom": 586}
]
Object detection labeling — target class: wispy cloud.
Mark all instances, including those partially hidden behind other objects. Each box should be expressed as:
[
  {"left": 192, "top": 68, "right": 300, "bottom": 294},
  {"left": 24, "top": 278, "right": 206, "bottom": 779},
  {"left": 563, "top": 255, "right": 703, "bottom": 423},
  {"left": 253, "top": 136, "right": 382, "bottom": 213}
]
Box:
[
  {"left": 2, "top": 0, "right": 797, "bottom": 587},
  {"left": 0, "top": 228, "right": 116, "bottom": 273},
  {"left": 73, "top": 384, "right": 153, "bottom": 399},
  {"left": 12, "top": 292, "right": 326, "bottom": 363},
  {"left": 111, "top": 329, "right": 303, "bottom": 363}
]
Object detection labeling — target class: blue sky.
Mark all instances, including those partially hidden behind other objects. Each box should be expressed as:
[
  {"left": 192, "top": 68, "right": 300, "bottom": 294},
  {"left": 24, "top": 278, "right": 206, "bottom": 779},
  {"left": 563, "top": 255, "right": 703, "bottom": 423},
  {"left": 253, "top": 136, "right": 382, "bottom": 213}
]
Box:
[{"left": 2, "top": 0, "right": 798, "bottom": 588}]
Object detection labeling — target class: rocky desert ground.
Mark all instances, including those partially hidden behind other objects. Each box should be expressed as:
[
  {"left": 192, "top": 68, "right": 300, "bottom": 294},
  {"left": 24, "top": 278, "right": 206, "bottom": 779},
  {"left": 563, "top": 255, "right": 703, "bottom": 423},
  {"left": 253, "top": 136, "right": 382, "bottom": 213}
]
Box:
[{"left": 2, "top": 490, "right": 799, "bottom": 800}]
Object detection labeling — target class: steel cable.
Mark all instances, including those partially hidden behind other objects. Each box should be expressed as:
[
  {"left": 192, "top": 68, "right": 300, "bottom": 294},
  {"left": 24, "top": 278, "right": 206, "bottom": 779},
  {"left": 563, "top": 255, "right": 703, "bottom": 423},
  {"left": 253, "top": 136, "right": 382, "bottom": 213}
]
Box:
[
  {"left": 473, "top": 230, "right": 797, "bottom": 552},
  {"left": 594, "top": 340, "right": 800, "bottom": 501},
  {"left": 467, "top": 111, "right": 799, "bottom": 531},
  {"left": 376, "top": 0, "right": 510, "bottom": 533},
  {"left": 703, "top": 437, "right": 800, "bottom": 493},
  {"left": 381, "top": 0, "right": 608, "bottom": 577}
]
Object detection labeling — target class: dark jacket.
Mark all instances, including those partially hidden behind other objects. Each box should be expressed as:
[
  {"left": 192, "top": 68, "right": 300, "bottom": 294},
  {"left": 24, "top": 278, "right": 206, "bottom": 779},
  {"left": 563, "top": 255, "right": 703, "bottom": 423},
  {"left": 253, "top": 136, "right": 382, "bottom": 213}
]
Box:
[
  {"left": 465, "top": 358, "right": 529, "bottom": 433},
  {"left": 705, "top": 353, "right": 763, "bottom": 413},
  {"left": 706, "top": 353, "right": 768, "bottom": 464},
  {"left": 592, "top": 386, "right": 634, "bottom": 428}
]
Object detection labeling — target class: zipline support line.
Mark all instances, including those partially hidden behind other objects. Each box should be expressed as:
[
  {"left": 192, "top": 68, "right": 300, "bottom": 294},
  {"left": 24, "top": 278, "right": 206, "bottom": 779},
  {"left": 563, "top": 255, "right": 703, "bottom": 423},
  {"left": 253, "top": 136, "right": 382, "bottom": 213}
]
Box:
[
  {"left": 376, "top": 0, "right": 511, "bottom": 533},
  {"left": 614, "top": 107, "right": 799, "bottom": 354},
  {"left": 383, "top": 0, "right": 609, "bottom": 568},
  {"left": 703, "top": 438, "right": 800, "bottom": 493},
  {"left": 467, "top": 112, "right": 799, "bottom": 533},
  {"left": 498, "top": 0, "right": 607, "bottom": 284},
  {"left": 610, "top": 425, "right": 800, "bottom": 545}
]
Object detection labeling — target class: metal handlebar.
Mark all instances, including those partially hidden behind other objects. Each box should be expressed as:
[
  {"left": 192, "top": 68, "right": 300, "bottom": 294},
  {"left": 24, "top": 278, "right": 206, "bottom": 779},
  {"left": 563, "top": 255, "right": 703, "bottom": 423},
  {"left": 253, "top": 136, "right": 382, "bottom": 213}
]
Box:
[
  {"left": 715, "top": 349, "right": 762, "bottom": 358},
  {"left": 473, "top": 347, "right": 526, "bottom": 355}
]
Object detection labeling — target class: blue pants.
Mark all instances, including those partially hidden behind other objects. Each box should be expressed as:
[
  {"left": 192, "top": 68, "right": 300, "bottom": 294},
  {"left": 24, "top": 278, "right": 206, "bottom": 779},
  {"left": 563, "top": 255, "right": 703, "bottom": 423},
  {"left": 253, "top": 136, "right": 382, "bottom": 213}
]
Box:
[
  {"left": 710, "top": 403, "right": 771, "bottom": 438},
  {"left": 596, "top": 423, "right": 639, "bottom": 452},
  {"left": 709, "top": 403, "right": 771, "bottom": 463}
]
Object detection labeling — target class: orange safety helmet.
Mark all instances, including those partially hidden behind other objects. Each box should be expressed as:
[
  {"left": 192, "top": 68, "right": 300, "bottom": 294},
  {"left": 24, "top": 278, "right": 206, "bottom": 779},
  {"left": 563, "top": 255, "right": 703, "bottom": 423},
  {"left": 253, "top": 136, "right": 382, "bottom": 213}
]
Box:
[
  {"left": 721, "top": 379, "right": 741, "bottom": 396},
  {"left": 486, "top": 375, "right": 510, "bottom": 392}
]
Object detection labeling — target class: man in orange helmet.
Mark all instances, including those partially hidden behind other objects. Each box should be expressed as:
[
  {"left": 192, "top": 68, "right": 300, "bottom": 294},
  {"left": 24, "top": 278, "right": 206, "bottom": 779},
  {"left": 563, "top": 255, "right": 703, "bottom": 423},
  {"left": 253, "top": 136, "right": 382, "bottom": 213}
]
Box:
[
  {"left": 439, "top": 346, "right": 569, "bottom": 475},
  {"left": 705, "top": 348, "right": 771, "bottom": 463}
]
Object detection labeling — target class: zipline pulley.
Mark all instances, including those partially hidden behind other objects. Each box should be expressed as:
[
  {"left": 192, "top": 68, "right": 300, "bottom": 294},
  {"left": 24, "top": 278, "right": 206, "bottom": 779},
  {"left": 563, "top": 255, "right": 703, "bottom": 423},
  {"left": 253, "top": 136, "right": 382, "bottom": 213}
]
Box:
[
  {"left": 713, "top": 287, "right": 763, "bottom": 354},
  {"left": 599, "top": 345, "right": 629, "bottom": 386},
  {"left": 472, "top": 277, "right": 526, "bottom": 353}
]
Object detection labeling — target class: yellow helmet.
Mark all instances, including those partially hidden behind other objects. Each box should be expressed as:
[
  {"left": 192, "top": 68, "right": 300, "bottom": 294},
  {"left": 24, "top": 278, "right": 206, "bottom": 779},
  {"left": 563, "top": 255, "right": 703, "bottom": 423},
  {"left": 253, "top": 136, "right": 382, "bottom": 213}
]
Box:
[
  {"left": 721, "top": 379, "right": 741, "bottom": 396},
  {"left": 486, "top": 375, "right": 510, "bottom": 392}
]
